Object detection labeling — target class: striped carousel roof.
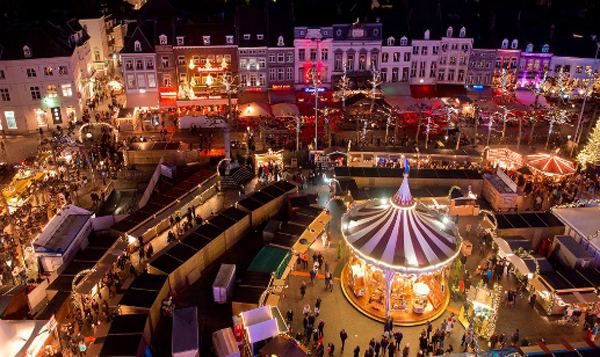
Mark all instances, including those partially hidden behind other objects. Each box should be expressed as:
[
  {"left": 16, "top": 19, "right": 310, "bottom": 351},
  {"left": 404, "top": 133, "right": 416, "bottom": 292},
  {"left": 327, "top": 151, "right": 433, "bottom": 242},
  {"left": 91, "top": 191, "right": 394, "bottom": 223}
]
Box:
[{"left": 342, "top": 173, "right": 460, "bottom": 273}]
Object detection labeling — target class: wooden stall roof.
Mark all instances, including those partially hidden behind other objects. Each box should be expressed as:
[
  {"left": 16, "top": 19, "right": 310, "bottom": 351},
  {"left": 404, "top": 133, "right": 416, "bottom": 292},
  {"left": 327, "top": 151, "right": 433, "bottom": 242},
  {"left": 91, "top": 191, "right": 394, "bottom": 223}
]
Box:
[
  {"left": 165, "top": 243, "right": 199, "bottom": 262},
  {"left": 194, "top": 223, "right": 224, "bottom": 240},
  {"left": 128, "top": 273, "right": 168, "bottom": 292},
  {"left": 272, "top": 180, "right": 297, "bottom": 192},
  {"left": 208, "top": 214, "right": 237, "bottom": 230},
  {"left": 496, "top": 212, "right": 565, "bottom": 230},
  {"left": 250, "top": 191, "right": 276, "bottom": 205},
  {"left": 181, "top": 233, "right": 212, "bottom": 250},
  {"left": 107, "top": 314, "right": 149, "bottom": 335},
  {"left": 288, "top": 214, "right": 314, "bottom": 227},
  {"left": 119, "top": 289, "right": 161, "bottom": 309},
  {"left": 335, "top": 167, "right": 483, "bottom": 180},
  {"left": 149, "top": 254, "right": 184, "bottom": 274},
  {"left": 47, "top": 275, "right": 76, "bottom": 292},
  {"left": 61, "top": 261, "right": 97, "bottom": 275},
  {"left": 237, "top": 271, "right": 272, "bottom": 288},
  {"left": 232, "top": 286, "right": 266, "bottom": 304},
  {"left": 237, "top": 196, "right": 263, "bottom": 211},
  {"left": 35, "top": 291, "right": 71, "bottom": 320},
  {"left": 98, "top": 333, "right": 143, "bottom": 356},
  {"left": 220, "top": 207, "right": 249, "bottom": 221},
  {"left": 296, "top": 206, "right": 324, "bottom": 218},
  {"left": 279, "top": 223, "right": 306, "bottom": 237}
]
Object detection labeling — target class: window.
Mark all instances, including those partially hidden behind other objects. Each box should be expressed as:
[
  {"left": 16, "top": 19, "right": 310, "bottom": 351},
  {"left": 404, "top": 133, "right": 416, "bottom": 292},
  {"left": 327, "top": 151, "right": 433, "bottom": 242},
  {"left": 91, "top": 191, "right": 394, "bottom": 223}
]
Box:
[
  {"left": 224, "top": 55, "right": 231, "bottom": 63},
  {"left": 257, "top": 34, "right": 264, "bottom": 40},
  {"left": 179, "top": 73, "right": 187, "bottom": 83},
  {"left": 347, "top": 54, "right": 354, "bottom": 70},
  {"left": 387, "top": 37, "right": 395, "bottom": 46},
  {"left": 178, "top": 56, "right": 185, "bottom": 66},
  {"left": 412, "top": 46, "right": 418, "bottom": 55},
  {"left": 430, "top": 62, "right": 437, "bottom": 78},
  {"left": 148, "top": 74, "right": 156, "bottom": 88},
  {"left": 564, "top": 65, "right": 571, "bottom": 73},
  {"left": 137, "top": 74, "right": 146, "bottom": 88},
  {"left": 203, "top": 36, "right": 210, "bottom": 46},
  {"left": 510, "top": 58, "right": 517, "bottom": 69},
  {"left": 392, "top": 68, "right": 399, "bottom": 82},
  {"left": 44, "top": 67, "right": 53, "bottom": 76},
  {"left": 576, "top": 65, "right": 583, "bottom": 74},
  {"left": 410, "top": 62, "right": 417, "bottom": 78},
  {"left": 421, "top": 46, "right": 428, "bottom": 55},
  {"left": 161, "top": 56, "right": 169, "bottom": 69},
  {"left": 496, "top": 58, "right": 502, "bottom": 68},
  {"left": 127, "top": 74, "right": 136, "bottom": 88},
  {"left": 392, "top": 52, "right": 400, "bottom": 62},
  {"left": 5, "top": 111, "right": 16, "bottom": 129},
  {"left": 359, "top": 55, "right": 366, "bottom": 71},
  {"left": 259, "top": 73, "right": 266, "bottom": 86},
  {"left": 586, "top": 65, "right": 593, "bottom": 75},
  {"left": 243, "top": 34, "right": 251, "bottom": 40},
  {"left": 449, "top": 57, "right": 456, "bottom": 65},
  {"left": 432, "top": 46, "right": 439, "bottom": 55},
  {"left": 176, "top": 37, "right": 184, "bottom": 46},
  {"left": 534, "top": 59, "right": 540, "bottom": 71},
  {"left": 159, "top": 35, "right": 167, "bottom": 45},
  {"left": 125, "top": 60, "right": 133, "bottom": 70},
  {"left": 459, "top": 56, "right": 466, "bottom": 65},
  {"left": 438, "top": 71, "right": 445, "bottom": 81},
  {"left": 298, "top": 49, "right": 305, "bottom": 61},
  {"left": 259, "top": 58, "right": 266, "bottom": 69},
  {"left": 226, "top": 36, "right": 234, "bottom": 45},
  {"left": 193, "top": 56, "right": 200, "bottom": 65},
  {"left": 0, "top": 70, "right": 4, "bottom": 79},
  {"left": 248, "top": 58, "right": 257, "bottom": 69},
  {"left": 381, "top": 68, "right": 387, "bottom": 82},
  {"left": 286, "top": 53, "right": 293, "bottom": 63},
  {"left": 461, "top": 44, "right": 469, "bottom": 51},
  {"left": 240, "top": 59, "right": 247, "bottom": 68},
  {"left": 286, "top": 67, "right": 293, "bottom": 80},
  {"left": 440, "top": 56, "right": 447, "bottom": 65},
  {"left": 310, "top": 49, "right": 317, "bottom": 61},
  {"left": 163, "top": 74, "right": 171, "bottom": 87},
  {"left": 30, "top": 86, "right": 41, "bottom": 100},
  {"left": 419, "top": 61, "right": 426, "bottom": 77},
  {"left": 277, "top": 68, "right": 284, "bottom": 81},
  {"left": 61, "top": 84, "right": 72, "bottom": 97},
  {"left": 441, "top": 44, "right": 448, "bottom": 52},
  {"left": 448, "top": 69, "right": 455, "bottom": 81},
  {"left": 321, "top": 49, "right": 328, "bottom": 61},
  {"left": 23, "top": 46, "right": 31, "bottom": 58},
  {"left": 136, "top": 60, "right": 143, "bottom": 70},
  {"left": 0, "top": 88, "right": 10, "bottom": 101},
  {"left": 542, "top": 44, "right": 549, "bottom": 53},
  {"left": 26, "top": 68, "right": 37, "bottom": 78},
  {"left": 334, "top": 54, "right": 342, "bottom": 71},
  {"left": 486, "top": 61, "right": 492, "bottom": 68},
  {"left": 403, "top": 52, "right": 410, "bottom": 62},
  {"left": 146, "top": 60, "right": 154, "bottom": 70},
  {"left": 458, "top": 69, "right": 465, "bottom": 82},
  {"left": 400, "top": 37, "right": 408, "bottom": 46},
  {"left": 250, "top": 74, "right": 257, "bottom": 87},
  {"left": 269, "top": 68, "right": 276, "bottom": 81},
  {"left": 278, "top": 36, "right": 285, "bottom": 47},
  {"left": 134, "top": 41, "right": 142, "bottom": 52},
  {"left": 382, "top": 52, "right": 389, "bottom": 63},
  {"left": 451, "top": 44, "right": 458, "bottom": 50},
  {"left": 526, "top": 43, "right": 533, "bottom": 52},
  {"left": 402, "top": 67, "right": 409, "bottom": 81},
  {"left": 371, "top": 55, "right": 377, "bottom": 70},
  {"left": 269, "top": 54, "right": 276, "bottom": 63},
  {"left": 278, "top": 53, "right": 285, "bottom": 63}
]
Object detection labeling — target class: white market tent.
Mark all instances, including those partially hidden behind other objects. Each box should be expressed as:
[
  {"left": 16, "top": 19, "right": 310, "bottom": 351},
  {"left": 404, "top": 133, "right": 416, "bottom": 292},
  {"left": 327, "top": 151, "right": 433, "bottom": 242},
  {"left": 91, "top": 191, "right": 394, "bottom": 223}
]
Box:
[
  {"left": 494, "top": 237, "right": 534, "bottom": 276},
  {"left": 239, "top": 102, "right": 272, "bottom": 118},
  {"left": 271, "top": 103, "right": 300, "bottom": 118},
  {"left": 0, "top": 320, "right": 52, "bottom": 357},
  {"left": 552, "top": 206, "right": 600, "bottom": 263},
  {"left": 246, "top": 319, "right": 279, "bottom": 344}
]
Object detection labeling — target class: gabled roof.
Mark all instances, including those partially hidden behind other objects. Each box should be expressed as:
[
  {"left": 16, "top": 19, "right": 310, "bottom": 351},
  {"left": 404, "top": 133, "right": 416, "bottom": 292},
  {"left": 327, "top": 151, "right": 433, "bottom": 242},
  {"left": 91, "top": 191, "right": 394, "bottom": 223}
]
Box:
[
  {"left": 121, "top": 21, "right": 155, "bottom": 54},
  {"left": 0, "top": 20, "right": 88, "bottom": 60},
  {"left": 175, "top": 23, "right": 236, "bottom": 46},
  {"left": 238, "top": 4, "right": 268, "bottom": 48}
]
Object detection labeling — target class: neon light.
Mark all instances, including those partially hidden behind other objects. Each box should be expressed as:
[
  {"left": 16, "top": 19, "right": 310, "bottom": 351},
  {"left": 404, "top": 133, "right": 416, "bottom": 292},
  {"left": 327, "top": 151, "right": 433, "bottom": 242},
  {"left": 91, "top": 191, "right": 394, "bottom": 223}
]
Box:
[
  {"left": 197, "top": 66, "right": 226, "bottom": 72},
  {"left": 160, "top": 92, "right": 177, "bottom": 97},
  {"left": 304, "top": 87, "right": 325, "bottom": 93},
  {"left": 473, "top": 85, "right": 483, "bottom": 90}
]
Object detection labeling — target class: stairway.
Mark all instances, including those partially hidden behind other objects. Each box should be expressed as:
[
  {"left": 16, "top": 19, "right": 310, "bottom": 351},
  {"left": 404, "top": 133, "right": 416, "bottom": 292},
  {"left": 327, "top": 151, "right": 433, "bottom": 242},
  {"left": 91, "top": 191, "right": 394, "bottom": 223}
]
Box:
[{"left": 220, "top": 167, "right": 255, "bottom": 188}]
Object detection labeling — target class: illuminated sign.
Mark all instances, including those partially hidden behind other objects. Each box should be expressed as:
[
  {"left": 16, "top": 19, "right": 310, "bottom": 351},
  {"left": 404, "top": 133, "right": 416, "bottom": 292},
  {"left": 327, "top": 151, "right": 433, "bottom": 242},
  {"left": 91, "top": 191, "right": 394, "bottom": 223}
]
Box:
[
  {"left": 51, "top": 107, "right": 62, "bottom": 124},
  {"left": 160, "top": 91, "right": 178, "bottom": 97},
  {"left": 473, "top": 86, "right": 483, "bottom": 91},
  {"left": 244, "top": 87, "right": 263, "bottom": 92},
  {"left": 196, "top": 66, "right": 226, "bottom": 72},
  {"left": 271, "top": 85, "right": 291, "bottom": 91},
  {"left": 304, "top": 87, "right": 325, "bottom": 93}
]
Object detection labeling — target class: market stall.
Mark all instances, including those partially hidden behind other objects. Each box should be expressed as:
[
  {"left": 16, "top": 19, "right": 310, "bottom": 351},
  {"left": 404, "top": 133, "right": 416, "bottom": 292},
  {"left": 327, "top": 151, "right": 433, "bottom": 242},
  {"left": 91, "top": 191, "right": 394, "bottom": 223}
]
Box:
[
  {"left": 458, "top": 285, "right": 502, "bottom": 340},
  {"left": 486, "top": 148, "right": 524, "bottom": 170},
  {"left": 232, "top": 306, "right": 289, "bottom": 357},
  {"left": 552, "top": 205, "right": 600, "bottom": 266},
  {"left": 340, "top": 164, "right": 462, "bottom": 325},
  {"left": 0, "top": 318, "right": 57, "bottom": 357},
  {"left": 254, "top": 149, "right": 284, "bottom": 174}
]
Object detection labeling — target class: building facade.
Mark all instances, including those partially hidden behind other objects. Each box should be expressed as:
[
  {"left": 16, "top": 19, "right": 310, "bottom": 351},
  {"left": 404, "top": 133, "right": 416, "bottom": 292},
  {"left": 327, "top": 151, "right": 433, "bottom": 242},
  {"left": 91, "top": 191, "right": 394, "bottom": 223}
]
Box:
[
  {"left": 467, "top": 48, "right": 496, "bottom": 86},
  {"left": 437, "top": 27, "right": 473, "bottom": 85},
  {"left": 0, "top": 20, "right": 92, "bottom": 133},
  {"left": 380, "top": 36, "right": 412, "bottom": 83},
  {"left": 517, "top": 43, "right": 552, "bottom": 88},
  {"left": 294, "top": 27, "right": 334, "bottom": 89},
  {"left": 237, "top": 6, "right": 268, "bottom": 92}
]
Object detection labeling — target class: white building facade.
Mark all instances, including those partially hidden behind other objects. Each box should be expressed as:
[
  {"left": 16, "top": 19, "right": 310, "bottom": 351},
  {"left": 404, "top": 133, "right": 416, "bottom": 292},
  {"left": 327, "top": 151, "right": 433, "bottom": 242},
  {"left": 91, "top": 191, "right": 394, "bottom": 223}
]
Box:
[
  {"left": 294, "top": 27, "right": 334, "bottom": 89},
  {"left": 380, "top": 36, "right": 412, "bottom": 83},
  {"left": 437, "top": 27, "right": 473, "bottom": 85}
]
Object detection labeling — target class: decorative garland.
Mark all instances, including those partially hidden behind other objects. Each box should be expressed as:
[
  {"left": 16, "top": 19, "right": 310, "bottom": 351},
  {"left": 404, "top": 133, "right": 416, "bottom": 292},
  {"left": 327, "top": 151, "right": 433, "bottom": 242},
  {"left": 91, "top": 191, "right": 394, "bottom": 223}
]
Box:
[
  {"left": 513, "top": 246, "right": 540, "bottom": 278},
  {"left": 551, "top": 198, "right": 600, "bottom": 210},
  {"left": 546, "top": 291, "right": 558, "bottom": 315},
  {"left": 481, "top": 283, "right": 503, "bottom": 340},
  {"left": 447, "top": 185, "right": 462, "bottom": 201}
]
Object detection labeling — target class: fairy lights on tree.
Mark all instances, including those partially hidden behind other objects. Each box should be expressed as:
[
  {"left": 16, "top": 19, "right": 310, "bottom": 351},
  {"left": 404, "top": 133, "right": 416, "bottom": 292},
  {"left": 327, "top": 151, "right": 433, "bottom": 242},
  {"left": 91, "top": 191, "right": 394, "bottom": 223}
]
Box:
[{"left": 576, "top": 117, "right": 600, "bottom": 168}]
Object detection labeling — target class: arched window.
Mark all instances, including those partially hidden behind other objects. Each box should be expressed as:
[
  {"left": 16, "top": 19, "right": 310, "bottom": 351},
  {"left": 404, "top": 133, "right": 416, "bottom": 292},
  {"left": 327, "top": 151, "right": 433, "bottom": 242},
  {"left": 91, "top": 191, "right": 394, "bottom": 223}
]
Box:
[
  {"left": 526, "top": 43, "right": 533, "bottom": 53},
  {"left": 23, "top": 45, "right": 31, "bottom": 58},
  {"left": 159, "top": 34, "right": 167, "bottom": 45},
  {"left": 400, "top": 37, "right": 408, "bottom": 46},
  {"left": 511, "top": 39, "right": 519, "bottom": 50},
  {"left": 501, "top": 39, "right": 509, "bottom": 49},
  {"left": 387, "top": 37, "right": 395, "bottom": 46},
  {"left": 277, "top": 36, "right": 285, "bottom": 47},
  {"left": 541, "top": 44, "right": 549, "bottom": 53},
  {"left": 459, "top": 27, "right": 466, "bottom": 38},
  {"left": 134, "top": 41, "right": 141, "bottom": 52},
  {"left": 446, "top": 26, "right": 453, "bottom": 37}
]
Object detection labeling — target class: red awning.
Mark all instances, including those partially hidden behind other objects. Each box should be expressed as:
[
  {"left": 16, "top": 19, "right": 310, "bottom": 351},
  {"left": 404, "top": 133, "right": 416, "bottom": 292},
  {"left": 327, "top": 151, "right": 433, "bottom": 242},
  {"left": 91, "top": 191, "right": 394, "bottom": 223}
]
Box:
[
  {"left": 410, "top": 85, "right": 436, "bottom": 98},
  {"left": 160, "top": 97, "right": 177, "bottom": 108}
]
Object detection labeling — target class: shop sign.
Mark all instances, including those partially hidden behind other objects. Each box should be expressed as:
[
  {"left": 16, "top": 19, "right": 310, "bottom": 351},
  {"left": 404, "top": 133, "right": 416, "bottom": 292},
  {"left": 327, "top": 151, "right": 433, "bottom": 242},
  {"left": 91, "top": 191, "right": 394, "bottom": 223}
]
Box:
[
  {"left": 271, "top": 85, "right": 291, "bottom": 91},
  {"left": 304, "top": 87, "right": 325, "bottom": 93}
]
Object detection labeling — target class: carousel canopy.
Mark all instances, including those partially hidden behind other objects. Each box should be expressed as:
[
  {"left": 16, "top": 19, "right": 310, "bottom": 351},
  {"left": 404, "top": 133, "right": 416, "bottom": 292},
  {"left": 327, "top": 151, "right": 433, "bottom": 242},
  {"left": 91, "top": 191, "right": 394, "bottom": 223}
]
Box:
[
  {"left": 271, "top": 103, "right": 300, "bottom": 117},
  {"left": 342, "top": 166, "right": 461, "bottom": 274},
  {"left": 239, "top": 102, "right": 272, "bottom": 118},
  {"left": 526, "top": 153, "right": 575, "bottom": 177}
]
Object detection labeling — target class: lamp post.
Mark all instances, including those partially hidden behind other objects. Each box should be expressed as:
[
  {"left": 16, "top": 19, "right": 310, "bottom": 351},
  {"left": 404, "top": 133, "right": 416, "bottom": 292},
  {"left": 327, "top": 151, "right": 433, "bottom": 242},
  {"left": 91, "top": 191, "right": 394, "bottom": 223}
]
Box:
[
  {"left": 385, "top": 112, "right": 392, "bottom": 145},
  {"left": 221, "top": 72, "right": 239, "bottom": 159}
]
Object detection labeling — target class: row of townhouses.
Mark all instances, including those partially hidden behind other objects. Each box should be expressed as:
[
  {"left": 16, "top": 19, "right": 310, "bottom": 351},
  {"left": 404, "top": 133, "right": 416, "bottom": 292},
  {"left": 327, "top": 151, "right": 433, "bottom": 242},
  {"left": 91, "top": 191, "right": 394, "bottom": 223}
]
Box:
[{"left": 0, "top": 15, "right": 598, "bottom": 133}]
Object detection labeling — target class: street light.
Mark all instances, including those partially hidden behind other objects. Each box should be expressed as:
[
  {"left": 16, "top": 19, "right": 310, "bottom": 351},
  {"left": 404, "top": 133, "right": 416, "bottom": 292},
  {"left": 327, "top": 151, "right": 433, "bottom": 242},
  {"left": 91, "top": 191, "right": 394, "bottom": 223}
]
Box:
[{"left": 310, "top": 66, "right": 321, "bottom": 150}]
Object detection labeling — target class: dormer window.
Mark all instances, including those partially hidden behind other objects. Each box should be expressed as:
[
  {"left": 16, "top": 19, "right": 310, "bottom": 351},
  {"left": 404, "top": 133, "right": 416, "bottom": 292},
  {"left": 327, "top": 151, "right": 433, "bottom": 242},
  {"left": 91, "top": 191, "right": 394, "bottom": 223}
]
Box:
[
  {"left": 134, "top": 41, "right": 141, "bottom": 52},
  {"left": 387, "top": 37, "right": 395, "bottom": 46},
  {"left": 159, "top": 34, "right": 167, "bottom": 45},
  {"left": 424, "top": 29, "right": 430, "bottom": 40},
  {"left": 243, "top": 34, "right": 251, "bottom": 40},
  {"left": 226, "top": 36, "right": 234, "bottom": 45},
  {"left": 459, "top": 27, "right": 466, "bottom": 38},
  {"left": 203, "top": 36, "right": 210, "bottom": 46},
  {"left": 541, "top": 44, "right": 549, "bottom": 53},
  {"left": 446, "top": 26, "right": 453, "bottom": 37},
  {"left": 511, "top": 39, "right": 519, "bottom": 50},
  {"left": 23, "top": 45, "right": 31, "bottom": 58},
  {"left": 277, "top": 36, "right": 284, "bottom": 47},
  {"left": 176, "top": 37, "right": 184, "bottom": 46},
  {"left": 526, "top": 43, "right": 533, "bottom": 53},
  {"left": 400, "top": 37, "right": 408, "bottom": 46},
  {"left": 501, "top": 39, "right": 509, "bottom": 49},
  {"left": 257, "top": 34, "right": 264, "bottom": 40}
]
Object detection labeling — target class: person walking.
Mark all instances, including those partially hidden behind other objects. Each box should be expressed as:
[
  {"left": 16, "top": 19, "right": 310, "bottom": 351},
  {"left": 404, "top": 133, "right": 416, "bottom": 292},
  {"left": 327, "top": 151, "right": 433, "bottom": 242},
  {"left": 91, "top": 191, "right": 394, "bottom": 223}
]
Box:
[
  {"left": 310, "top": 268, "right": 317, "bottom": 285},
  {"left": 315, "top": 296, "right": 322, "bottom": 316},
  {"left": 340, "top": 329, "right": 348, "bottom": 351},
  {"left": 353, "top": 346, "right": 360, "bottom": 357},
  {"left": 300, "top": 281, "right": 307, "bottom": 299},
  {"left": 318, "top": 320, "right": 325, "bottom": 337},
  {"left": 286, "top": 309, "right": 294, "bottom": 324},
  {"left": 529, "top": 293, "right": 536, "bottom": 309},
  {"left": 303, "top": 303, "right": 311, "bottom": 317},
  {"left": 402, "top": 344, "right": 409, "bottom": 357},
  {"left": 394, "top": 330, "right": 403, "bottom": 349},
  {"left": 327, "top": 342, "right": 335, "bottom": 357}
]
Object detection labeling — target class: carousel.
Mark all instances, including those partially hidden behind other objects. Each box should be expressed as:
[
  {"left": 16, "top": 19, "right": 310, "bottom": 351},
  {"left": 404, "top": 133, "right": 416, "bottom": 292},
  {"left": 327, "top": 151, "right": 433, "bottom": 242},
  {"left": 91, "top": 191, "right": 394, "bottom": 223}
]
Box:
[
  {"left": 526, "top": 153, "right": 576, "bottom": 177},
  {"left": 341, "top": 163, "right": 462, "bottom": 325}
]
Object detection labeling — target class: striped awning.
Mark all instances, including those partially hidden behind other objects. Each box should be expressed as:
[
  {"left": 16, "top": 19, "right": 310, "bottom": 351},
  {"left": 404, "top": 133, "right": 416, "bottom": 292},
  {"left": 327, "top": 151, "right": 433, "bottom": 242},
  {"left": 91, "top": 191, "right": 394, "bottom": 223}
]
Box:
[{"left": 342, "top": 174, "right": 461, "bottom": 274}]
